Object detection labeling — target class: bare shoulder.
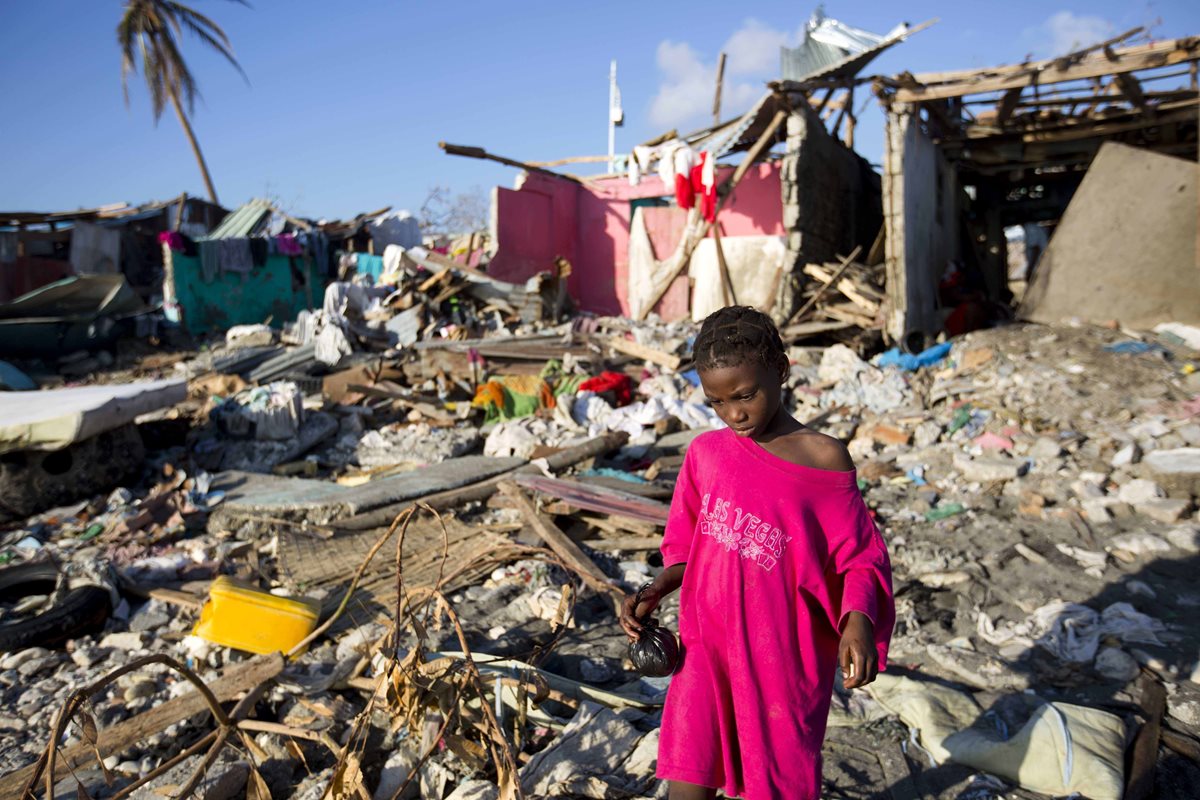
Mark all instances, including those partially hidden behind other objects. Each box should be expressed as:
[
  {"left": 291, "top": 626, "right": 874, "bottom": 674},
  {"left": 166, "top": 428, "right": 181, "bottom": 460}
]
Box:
[{"left": 795, "top": 429, "right": 855, "bottom": 471}]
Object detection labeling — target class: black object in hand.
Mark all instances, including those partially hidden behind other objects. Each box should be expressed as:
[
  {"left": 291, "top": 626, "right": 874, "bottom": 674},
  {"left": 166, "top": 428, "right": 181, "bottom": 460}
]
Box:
[{"left": 628, "top": 583, "right": 680, "bottom": 677}]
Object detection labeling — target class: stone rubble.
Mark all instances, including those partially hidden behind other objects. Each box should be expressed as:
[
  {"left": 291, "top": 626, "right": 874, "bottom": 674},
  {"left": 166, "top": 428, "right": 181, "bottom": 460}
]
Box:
[{"left": 1, "top": 320, "right": 1199, "bottom": 798}]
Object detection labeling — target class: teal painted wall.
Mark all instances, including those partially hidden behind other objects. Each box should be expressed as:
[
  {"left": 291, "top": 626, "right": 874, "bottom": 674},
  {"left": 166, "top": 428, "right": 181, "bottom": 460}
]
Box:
[{"left": 170, "top": 254, "right": 322, "bottom": 334}]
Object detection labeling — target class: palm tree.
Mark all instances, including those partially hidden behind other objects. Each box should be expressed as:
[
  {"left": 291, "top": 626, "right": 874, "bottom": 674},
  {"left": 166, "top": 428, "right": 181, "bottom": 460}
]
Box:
[{"left": 118, "top": 0, "right": 248, "bottom": 205}]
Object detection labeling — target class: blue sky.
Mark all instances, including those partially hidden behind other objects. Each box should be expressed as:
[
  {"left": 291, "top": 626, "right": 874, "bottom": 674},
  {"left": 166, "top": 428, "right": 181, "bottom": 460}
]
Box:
[{"left": 1, "top": 1, "right": 1196, "bottom": 220}]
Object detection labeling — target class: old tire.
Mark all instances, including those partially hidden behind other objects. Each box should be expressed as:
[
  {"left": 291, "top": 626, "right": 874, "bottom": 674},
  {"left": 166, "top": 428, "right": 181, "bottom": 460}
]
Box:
[
  {"left": 0, "top": 423, "right": 145, "bottom": 522},
  {"left": 0, "top": 563, "right": 112, "bottom": 652}
]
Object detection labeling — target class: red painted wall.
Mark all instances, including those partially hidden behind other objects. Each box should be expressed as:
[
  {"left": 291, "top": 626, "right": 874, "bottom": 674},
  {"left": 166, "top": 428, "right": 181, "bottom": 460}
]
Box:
[{"left": 487, "top": 161, "right": 783, "bottom": 318}]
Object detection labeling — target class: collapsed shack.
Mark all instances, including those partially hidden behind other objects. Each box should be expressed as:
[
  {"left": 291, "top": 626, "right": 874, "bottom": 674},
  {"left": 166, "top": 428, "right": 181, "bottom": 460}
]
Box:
[
  {"left": 870, "top": 31, "right": 1200, "bottom": 351},
  {"left": 0, "top": 197, "right": 227, "bottom": 304}
]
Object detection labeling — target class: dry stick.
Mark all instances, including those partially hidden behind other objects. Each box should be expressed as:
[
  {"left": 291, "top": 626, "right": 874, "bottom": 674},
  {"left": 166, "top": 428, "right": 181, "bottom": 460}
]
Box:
[
  {"left": 107, "top": 729, "right": 219, "bottom": 800},
  {"left": 387, "top": 687, "right": 465, "bottom": 800},
  {"left": 427, "top": 588, "right": 524, "bottom": 798},
  {"left": 28, "top": 655, "right": 230, "bottom": 800},
  {"left": 171, "top": 727, "right": 232, "bottom": 800},
  {"left": 313, "top": 505, "right": 590, "bottom": 799},
  {"left": 712, "top": 52, "right": 727, "bottom": 126},
  {"left": 785, "top": 245, "right": 863, "bottom": 328}
]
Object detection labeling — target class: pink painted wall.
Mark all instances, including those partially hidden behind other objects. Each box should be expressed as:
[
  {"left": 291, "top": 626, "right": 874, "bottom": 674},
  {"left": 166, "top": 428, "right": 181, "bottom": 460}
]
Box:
[{"left": 487, "top": 161, "right": 783, "bottom": 318}]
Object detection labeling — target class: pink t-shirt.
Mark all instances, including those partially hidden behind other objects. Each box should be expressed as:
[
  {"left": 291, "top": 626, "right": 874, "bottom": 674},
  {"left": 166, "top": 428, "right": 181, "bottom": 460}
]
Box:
[{"left": 656, "top": 428, "right": 895, "bottom": 799}]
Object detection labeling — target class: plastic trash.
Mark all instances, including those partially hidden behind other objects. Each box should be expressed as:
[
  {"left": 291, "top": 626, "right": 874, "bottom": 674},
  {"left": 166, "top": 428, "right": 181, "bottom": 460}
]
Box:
[
  {"left": 876, "top": 341, "right": 953, "bottom": 371},
  {"left": 193, "top": 576, "right": 320, "bottom": 655}
]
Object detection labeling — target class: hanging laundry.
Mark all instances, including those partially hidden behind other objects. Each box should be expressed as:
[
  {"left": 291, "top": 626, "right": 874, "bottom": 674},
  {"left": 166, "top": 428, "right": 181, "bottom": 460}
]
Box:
[
  {"left": 157, "top": 231, "right": 186, "bottom": 252},
  {"left": 275, "top": 233, "right": 303, "bottom": 256},
  {"left": 198, "top": 240, "right": 220, "bottom": 283},
  {"left": 248, "top": 238, "right": 269, "bottom": 267},
  {"left": 218, "top": 238, "right": 253, "bottom": 277},
  {"left": 690, "top": 152, "right": 719, "bottom": 223}
]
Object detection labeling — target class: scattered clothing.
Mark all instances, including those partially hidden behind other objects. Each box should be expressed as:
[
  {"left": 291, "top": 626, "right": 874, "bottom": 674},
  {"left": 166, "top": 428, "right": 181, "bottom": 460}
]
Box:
[
  {"left": 876, "top": 341, "right": 954, "bottom": 371},
  {"left": 579, "top": 371, "right": 633, "bottom": 406},
  {"left": 472, "top": 376, "right": 555, "bottom": 423}
]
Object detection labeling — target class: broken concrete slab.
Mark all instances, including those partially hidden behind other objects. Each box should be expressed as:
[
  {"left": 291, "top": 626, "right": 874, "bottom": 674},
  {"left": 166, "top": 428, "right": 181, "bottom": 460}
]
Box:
[
  {"left": 0, "top": 378, "right": 186, "bottom": 454},
  {"left": 211, "top": 455, "right": 525, "bottom": 525},
  {"left": 1135, "top": 498, "right": 1192, "bottom": 524},
  {"left": 953, "top": 453, "right": 1024, "bottom": 483},
  {"left": 1143, "top": 448, "right": 1200, "bottom": 498},
  {"left": 1018, "top": 142, "right": 1200, "bottom": 329}
]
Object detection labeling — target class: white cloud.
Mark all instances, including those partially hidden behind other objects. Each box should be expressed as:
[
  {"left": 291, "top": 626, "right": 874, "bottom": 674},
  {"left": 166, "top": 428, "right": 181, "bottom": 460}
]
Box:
[
  {"left": 1027, "top": 11, "right": 1116, "bottom": 57},
  {"left": 649, "top": 19, "right": 791, "bottom": 130},
  {"left": 723, "top": 18, "right": 789, "bottom": 76},
  {"left": 648, "top": 40, "right": 716, "bottom": 129}
]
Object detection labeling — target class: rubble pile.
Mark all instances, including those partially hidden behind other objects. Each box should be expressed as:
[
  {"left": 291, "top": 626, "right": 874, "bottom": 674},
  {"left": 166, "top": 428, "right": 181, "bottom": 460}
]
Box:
[{"left": 1, "top": 315, "right": 1199, "bottom": 799}]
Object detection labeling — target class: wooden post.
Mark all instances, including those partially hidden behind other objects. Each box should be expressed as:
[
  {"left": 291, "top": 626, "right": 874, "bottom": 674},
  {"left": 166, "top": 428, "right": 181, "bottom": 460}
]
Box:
[
  {"left": 713, "top": 223, "right": 737, "bottom": 306},
  {"left": 713, "top": 52, "right": 727, "bottom": 126},
  {"left": 174, "top": 192, "right": 188, "bottom": 232}
]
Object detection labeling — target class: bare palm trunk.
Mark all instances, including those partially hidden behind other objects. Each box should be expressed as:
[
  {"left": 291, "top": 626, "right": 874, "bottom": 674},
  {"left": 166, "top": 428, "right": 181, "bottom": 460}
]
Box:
[{"left": 168, "top": 89, "right": 219, "bottom": 205}]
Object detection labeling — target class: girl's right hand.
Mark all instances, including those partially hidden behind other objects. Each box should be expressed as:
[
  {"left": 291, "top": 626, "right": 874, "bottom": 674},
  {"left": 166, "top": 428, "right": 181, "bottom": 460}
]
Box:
[{"left": 619, "top": 583, "right": 662, "bottom": 641}]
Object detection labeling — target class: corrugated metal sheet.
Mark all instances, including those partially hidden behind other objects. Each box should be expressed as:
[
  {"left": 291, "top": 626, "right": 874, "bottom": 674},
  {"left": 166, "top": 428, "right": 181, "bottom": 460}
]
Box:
[
  {"left": 204, "top": 199, "right": 273, "bottom": 240},
  {"left": 781, "top": 11, "right": 898, "bottom": 82}
]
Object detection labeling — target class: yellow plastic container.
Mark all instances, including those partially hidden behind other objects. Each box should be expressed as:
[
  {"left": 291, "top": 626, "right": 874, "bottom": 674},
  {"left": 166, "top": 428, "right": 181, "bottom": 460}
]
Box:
[{"left": 192, "top": 576, "right": 321, "bottom": 655}]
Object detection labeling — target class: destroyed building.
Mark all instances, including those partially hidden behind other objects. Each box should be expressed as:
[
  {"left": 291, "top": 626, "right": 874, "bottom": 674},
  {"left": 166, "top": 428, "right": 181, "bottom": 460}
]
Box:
[
  {"left": 870, "top": 33, "right": 1200, "bottom": 350},
  {"left": 2, "top": 15, "right": 1200, "bottom": 800}
]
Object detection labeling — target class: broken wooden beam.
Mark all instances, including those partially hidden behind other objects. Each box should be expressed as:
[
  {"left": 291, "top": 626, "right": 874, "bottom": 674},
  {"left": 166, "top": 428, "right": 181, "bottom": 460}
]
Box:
[
  {"left": 497, "top": 481, "right": 620, "bottom": 602},
  {"left": 334, "top": 432, "right": 630, "bottom": 531},
  {"left": 439, "top": 141, "right": 581, "bottom": 184},
  {"left": 1125, "top": 670, "right": 1167, "bottom": 800},
  {"left": 582, "top": 536, "right": 663, "bottom": 552},
  {"left": 786, "top": 246, "right": 863, "bottom": 327},
  {"left": 605, "top": 336, "right": 682, "bottom": 370},
  {"left": 893, "top": 36, "right": 1200, "bottom": 103}
]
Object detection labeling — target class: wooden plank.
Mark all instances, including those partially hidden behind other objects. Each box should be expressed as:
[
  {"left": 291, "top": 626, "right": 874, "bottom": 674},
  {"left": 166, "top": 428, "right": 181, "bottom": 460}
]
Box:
[
  {"left": 0, "top": 654, "right": 284, "bottom": 800},
  {"left": 1126, "top": 670, "right": 1167, "bottom": 800},
  {"left": 605, "top": 336, "right": 682, "bottom": 370},
  {"left": 712, "top": 52, "right": 727, "bottom": 126},
  {"left": 497, "top": 482, "right": 620, "bottom": 602},
  {"left": 895, "top": 37, "right": 1200, "bottom": 102},
  {"left": 438, "top": 141, "right": 581, "bottom": 184},
  {"left": 582, "top": 536, "right": 663, "bottom": 551},
  {"left": 712, "top": 224, "right": 738, "bottom": 306},
  {"left": 994, "top": 86, "right": 1025, "bottom": 125}
]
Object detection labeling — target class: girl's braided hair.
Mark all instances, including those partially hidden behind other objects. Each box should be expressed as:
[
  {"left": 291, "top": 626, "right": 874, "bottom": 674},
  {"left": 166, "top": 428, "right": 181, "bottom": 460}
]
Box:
[{"left": 692, "top": 305, "right": 787, "bottom": 372}]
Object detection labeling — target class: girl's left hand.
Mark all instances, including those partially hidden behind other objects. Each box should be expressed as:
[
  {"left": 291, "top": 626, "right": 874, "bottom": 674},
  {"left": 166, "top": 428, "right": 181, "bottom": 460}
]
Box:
[{"left": 838, "top": 611, "right": 878, "bottom": 689}]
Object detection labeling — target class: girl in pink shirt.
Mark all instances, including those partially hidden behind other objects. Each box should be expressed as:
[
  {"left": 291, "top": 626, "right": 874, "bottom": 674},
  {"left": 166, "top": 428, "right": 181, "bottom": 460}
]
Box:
[{"left": 620, "top": 306, "right": 895, "bottom": 800}]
